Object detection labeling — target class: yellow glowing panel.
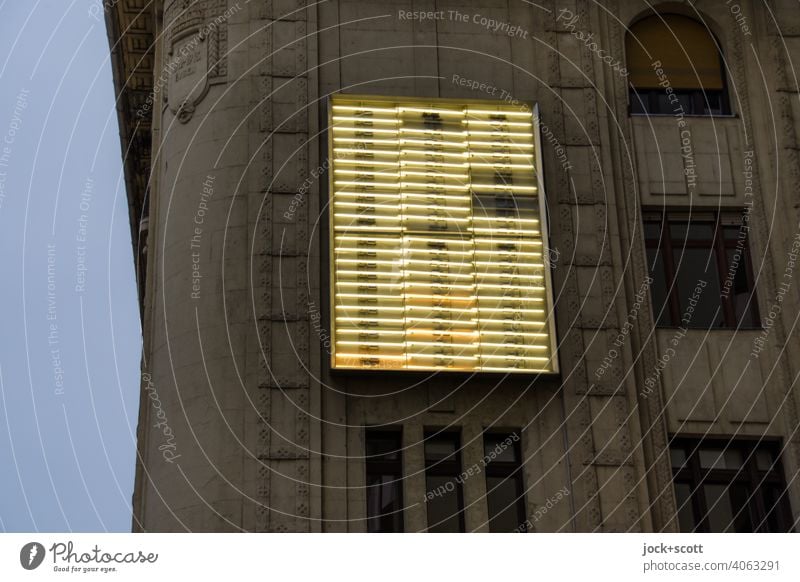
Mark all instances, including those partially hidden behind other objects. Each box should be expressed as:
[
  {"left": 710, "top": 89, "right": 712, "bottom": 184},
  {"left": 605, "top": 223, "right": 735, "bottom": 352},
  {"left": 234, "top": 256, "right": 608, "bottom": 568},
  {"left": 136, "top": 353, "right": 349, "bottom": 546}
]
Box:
[{"left": 329, "top": 95, "right": 558, "bottom": 374}]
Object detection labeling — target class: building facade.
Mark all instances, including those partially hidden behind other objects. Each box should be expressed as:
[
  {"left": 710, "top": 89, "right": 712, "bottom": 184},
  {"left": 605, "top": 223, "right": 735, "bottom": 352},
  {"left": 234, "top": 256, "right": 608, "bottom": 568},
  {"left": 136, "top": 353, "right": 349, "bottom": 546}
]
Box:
[{"left": 106, "top": 0, "right": 800, "bottom": 532}]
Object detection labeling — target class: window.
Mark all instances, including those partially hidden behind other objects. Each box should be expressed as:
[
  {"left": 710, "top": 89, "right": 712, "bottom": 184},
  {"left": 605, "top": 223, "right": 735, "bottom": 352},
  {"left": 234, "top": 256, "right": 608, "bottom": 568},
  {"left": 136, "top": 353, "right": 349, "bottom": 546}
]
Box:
[
  {"left": 424, "top": 432, "right": 465, "bottom": 532},
  {"left": 644, "top": 209, "right": 759, "bottom": 328},
  {"left": 484, "top": 432, "right": 527, "bottom": 532},
  {"left": 626, "top": 14, "right": 730, "bottom": 115},
  {"left": 328, "top": 94, "right": 559, "bottom": 374},
  {"left": 365, "top": 429, "right": 404, "bottom": 532},
  {"left": 671, "top": 439, "right": 794, "bottom": 532}
]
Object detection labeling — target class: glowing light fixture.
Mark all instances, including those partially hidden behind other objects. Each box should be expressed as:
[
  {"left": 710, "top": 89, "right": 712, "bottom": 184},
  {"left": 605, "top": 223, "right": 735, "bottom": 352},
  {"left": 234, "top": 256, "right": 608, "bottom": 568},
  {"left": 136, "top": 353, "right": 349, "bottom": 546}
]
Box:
[{"left": 329, "top": 95, "right": 558, "bottom": 373}]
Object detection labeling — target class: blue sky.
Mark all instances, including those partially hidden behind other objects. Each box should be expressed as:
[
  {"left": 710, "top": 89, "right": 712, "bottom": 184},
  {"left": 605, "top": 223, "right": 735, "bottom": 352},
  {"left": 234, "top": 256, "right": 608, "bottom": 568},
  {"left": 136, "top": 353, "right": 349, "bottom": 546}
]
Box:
[{"left": 0, "top": 1, "right": 142, "bottom": 532}]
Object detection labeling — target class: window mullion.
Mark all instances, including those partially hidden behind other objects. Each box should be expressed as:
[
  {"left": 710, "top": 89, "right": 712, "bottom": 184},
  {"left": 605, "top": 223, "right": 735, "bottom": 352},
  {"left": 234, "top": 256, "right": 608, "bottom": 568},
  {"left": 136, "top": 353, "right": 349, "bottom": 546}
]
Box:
[
  {"left": 713, "top": 212, "right": 736, "bottom": 326},
  {"left": 661, "top": 211, "right": 681, "bottom": 326}
]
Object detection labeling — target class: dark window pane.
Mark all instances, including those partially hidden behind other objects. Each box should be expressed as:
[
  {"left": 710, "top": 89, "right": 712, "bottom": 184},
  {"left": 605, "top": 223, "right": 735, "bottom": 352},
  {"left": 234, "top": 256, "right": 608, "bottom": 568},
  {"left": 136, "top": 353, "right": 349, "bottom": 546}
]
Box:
[
  {"left": 727, "top": 483, "right": 755, "bottom": 532},
  {"left": 644, "top": 221, "right": 662, "bottom": 241},
  {"left": 726, "top": 248, "right": 757, "bottom": 326},
  {"left": 671, "top": 440, "right": 792, "bottom": 533},
  {"left": 629, "top": 90, "right": 647, "bottom": 114},
  {"left": 366, "top": 435, "right": 400, "bottom": 460},
  {"left": 670, "top": 448, "right": 687, "bottom": 469},
  {"left": 763, "top": 486, "right": 793, "bottom": 533},
  {"left": 703, "top": 91, "right": 723, "bottom": 115},
  {"left": 670, "top": 221, "right": 714, "bottom": 241},
  {"left": 483, "top": 435, "right": 519, "bottom": 463},
  {"left": 674, "top": 483, "right": 697, "bottom": 532},
  {"left": 425, "top": 437, "right": 458, "bottom": 462},
  {"left": 366, "top": 429, "right": 404, "bottom": 532},
  {"left": 484, "top": 431, "right": 526, "bottom": 533},
  {"left": 366, "top": 474, "right": 404, "bottom": 533},
  {"left": 755, "top": 449, "right": 774, "bottom": 472},
  {"left": 645, "top": 211, "right": 758, "bottom": 329},
  {"left": 425, "top": 475, "right": 463, "bottom": 532},
  {"left": 676, "top": 92, "right": 694, "bottom": 114},
  {"left": 674, "top": 247, "right": 723, "bottom": 328},
  {"left": 629, "top": 89, "right": 727, "bottom": 117},
  {"left": 698, "top": 448, "right": 743, "bottom": 470},
  {"left": 647, "top": 246, "right": 671, "bottom": 326},
  {"left": 704, "top": 483, "right": 754, "bottom": 532},
  {"left": 425, "top": 432, "right": 464, "bottom": 532},
  {"left": 656, "top": 92, "right": 673, "bottom": 113},
  {"left": 723, "top": 225, "right": 742, "bottom": 241},
  {"left": 486, "top": 476, "right": 525, "bottom": 532}
]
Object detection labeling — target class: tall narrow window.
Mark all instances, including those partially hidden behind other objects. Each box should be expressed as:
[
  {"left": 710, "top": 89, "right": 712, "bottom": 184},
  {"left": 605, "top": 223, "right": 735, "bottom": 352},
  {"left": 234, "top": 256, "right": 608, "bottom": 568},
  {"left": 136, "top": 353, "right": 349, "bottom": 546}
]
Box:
[
  {"left": 424, "top": 431, "right": 465, "bottom": 532},
  {"left": 644, "top": 209, "right": 759, "bottom": 328},
  {"left": 626, "top": 14, "right": 729, "bottom": 115},
  {"left": 365, "top": 429, "right": 404, "bottom": 532},
  {"left": 671, "top": 439, "right": 794, "bottom": 532},
  {"left": 484, "top": 432, "right": 527, "bottom": 532}
]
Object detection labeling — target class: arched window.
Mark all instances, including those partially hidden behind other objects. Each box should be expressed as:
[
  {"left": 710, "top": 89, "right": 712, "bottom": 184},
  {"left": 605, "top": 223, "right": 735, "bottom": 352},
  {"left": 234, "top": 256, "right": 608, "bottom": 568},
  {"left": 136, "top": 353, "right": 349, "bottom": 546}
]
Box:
[{"left": 626, "top": 14, "right": 729, "bottom": 115}]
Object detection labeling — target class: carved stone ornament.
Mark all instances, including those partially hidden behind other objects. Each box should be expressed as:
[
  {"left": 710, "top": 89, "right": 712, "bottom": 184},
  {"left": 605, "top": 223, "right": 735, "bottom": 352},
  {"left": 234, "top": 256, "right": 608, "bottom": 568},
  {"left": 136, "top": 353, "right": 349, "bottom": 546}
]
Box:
[
  {"left": 167, "top": 31, "right": 209, "bottom": 123},
  {"left": 164, "top": 0, "right": 230, "bottom": 123}
]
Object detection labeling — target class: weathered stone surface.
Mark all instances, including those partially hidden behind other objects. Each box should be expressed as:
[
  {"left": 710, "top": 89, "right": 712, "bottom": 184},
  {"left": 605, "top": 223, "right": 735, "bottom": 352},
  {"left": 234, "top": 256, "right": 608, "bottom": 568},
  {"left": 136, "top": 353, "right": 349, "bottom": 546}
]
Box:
[{"left": 108, "top": 0, "right": 800, "bottom": 533}]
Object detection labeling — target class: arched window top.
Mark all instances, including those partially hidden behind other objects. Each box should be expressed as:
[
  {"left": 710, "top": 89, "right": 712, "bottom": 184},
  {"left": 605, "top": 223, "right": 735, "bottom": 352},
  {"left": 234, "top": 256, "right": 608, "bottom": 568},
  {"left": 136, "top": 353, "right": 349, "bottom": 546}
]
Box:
[
  {"left": 626, "top": 14, "right": 729, "bottom": 115},
  {"left": 627, "top": 14, "right": 723, "bottom": 89}
]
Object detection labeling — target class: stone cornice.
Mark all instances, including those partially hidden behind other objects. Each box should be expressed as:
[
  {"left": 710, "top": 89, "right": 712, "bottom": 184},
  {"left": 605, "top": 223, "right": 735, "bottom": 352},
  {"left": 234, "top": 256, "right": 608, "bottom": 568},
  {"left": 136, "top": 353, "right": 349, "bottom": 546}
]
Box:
[{"left": 104, "top": 0, "right": 156, "bottom": 315}]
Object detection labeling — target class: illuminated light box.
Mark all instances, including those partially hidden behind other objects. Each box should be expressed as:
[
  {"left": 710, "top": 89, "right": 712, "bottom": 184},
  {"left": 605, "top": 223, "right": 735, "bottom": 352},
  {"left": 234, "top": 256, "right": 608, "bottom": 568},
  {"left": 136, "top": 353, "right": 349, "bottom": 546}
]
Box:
[{"left": 328, "top": 95, "right": 558, "bottom": 374}]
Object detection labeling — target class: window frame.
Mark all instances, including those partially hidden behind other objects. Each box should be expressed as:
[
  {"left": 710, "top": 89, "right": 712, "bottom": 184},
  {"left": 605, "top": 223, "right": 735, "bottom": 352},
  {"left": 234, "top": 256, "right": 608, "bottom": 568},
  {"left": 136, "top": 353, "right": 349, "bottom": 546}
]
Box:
[
  {"left": 326, "top": 94, "right": 561, "bottom": 375},
  {"left": 629, "top": 87, "right": 732, "bottom": 117},
  {"left": 424, "top": 430, "right": 466, "bottom": 532},
  {"left": 364, "top": 428, "right": 405, "bottom": 533},
  {"left": 671, "top": 437, "right": 794, "bottom": 533},
  {"left": 643, "top": 208, "right": 760, "bottom": 329},
  {"left": 483, "top": 431, "right": 528, "bottom": 532},
  {"left": 626, "top": 15, "right": 732, "bottom": 117}
]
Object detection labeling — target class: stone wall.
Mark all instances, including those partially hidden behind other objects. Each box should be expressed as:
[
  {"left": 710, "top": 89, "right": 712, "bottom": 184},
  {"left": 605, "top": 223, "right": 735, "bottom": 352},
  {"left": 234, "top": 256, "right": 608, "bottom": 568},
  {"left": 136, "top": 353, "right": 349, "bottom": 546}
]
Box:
[{"left": 119, "top": 0, "right": 800, "bottom": 532}]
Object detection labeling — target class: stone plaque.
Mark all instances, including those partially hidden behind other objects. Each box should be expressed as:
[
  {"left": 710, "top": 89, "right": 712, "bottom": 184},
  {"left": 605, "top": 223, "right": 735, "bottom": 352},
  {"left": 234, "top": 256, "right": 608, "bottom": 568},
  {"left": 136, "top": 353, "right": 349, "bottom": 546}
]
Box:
[{"left": 167, "top": 31, "right": 209, "bottom": 123}]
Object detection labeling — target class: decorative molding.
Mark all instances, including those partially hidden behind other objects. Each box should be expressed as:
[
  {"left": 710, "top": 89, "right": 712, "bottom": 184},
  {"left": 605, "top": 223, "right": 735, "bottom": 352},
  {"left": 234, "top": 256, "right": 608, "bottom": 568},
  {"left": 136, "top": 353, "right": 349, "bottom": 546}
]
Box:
[
  {"left": 604, "top": 0, "right": 676, "bottom": 532},
  {"left": 163, "top": 0, "right": 230, "bottom": 122},
  {"left": 247, "top": 0, "right": 312, "bottom": 531}
]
